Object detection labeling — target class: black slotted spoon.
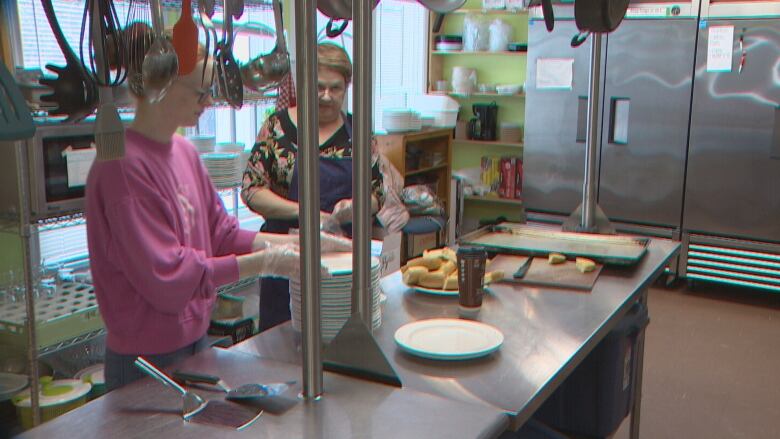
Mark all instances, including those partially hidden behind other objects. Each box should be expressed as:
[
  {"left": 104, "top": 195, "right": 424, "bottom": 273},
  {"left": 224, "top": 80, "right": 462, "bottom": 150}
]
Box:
[{"left": 215, "top": 0, "right": 244, "bottom": 109}]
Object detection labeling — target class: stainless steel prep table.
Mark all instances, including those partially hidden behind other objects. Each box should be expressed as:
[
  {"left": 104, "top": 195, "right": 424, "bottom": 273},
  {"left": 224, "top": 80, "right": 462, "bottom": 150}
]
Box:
[
  {"left": 231, "top": 235, "right": 680, "bottom": 436},
  {"left": 15, "top": 348, "right": 509, "bottom": 439}
]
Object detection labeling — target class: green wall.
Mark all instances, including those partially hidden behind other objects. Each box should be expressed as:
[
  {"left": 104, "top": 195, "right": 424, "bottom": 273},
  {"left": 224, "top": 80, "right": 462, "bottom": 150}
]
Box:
[{"left": 442, "top": 0, "right": 528, "bottom": 223}]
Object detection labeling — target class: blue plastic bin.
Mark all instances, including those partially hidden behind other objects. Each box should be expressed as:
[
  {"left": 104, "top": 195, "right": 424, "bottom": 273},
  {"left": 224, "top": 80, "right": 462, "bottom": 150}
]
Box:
[{"left": 534, "top": 302, "right": 650, "bottom": 438}]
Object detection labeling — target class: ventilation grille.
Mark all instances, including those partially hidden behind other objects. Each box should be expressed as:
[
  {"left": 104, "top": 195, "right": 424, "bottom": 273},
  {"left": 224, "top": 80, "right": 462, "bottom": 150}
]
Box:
[{"left": 686, "top": 242, "right": 780, "bottom": 293}]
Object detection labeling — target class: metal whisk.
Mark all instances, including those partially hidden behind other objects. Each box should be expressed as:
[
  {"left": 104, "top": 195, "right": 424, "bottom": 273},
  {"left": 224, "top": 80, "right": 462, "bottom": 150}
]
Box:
[{"left": 124, "top": 0, "right": 154, "bottom": 96}]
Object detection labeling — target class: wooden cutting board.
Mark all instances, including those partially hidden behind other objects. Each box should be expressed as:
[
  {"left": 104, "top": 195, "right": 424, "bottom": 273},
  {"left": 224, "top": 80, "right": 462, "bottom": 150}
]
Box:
[{"left": 488, "top": 255, "right": 602, "bottom": 291}]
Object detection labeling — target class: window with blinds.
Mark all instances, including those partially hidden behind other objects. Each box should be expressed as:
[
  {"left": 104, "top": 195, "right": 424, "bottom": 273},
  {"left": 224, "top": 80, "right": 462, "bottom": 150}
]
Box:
[
  {"left": 13, "top": 0, "right": 427, "bottom": 263},
  {"left": 312, "top": 0, "right": 428, "bottom": 131}
]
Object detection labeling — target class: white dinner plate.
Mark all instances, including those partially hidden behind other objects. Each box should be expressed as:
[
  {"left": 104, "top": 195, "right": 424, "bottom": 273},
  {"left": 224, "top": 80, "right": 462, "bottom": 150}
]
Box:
[
  {"left": 410, "top": 285, "right": 492, "bottom": 297},
  {"left": 394, "top": 319, "right": 504, "bottom": 361},
  {"left": 411, "top": 285, "right": 459, "bottom": 297}
]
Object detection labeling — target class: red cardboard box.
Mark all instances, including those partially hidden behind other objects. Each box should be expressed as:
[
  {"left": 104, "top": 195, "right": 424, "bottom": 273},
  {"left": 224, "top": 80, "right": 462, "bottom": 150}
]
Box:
[{"left": 500, "top": 157, "right": 516, "bottom": 199}]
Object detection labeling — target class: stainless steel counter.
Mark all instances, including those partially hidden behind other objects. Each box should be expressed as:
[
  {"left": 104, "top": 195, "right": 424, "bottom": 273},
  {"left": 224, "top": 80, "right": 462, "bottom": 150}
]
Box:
[
  {"left": 231, "top": 237, "right": 680, "bottom": 433},
  {"left": 16, "top": 348, "right": 509, "bottom": 439}
]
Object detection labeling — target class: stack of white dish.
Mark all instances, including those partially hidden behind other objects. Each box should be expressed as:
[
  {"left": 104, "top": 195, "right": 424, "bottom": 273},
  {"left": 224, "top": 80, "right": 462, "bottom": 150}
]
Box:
[
  {"left": 216, "top": 142, "right": 245, "bottom": 153},
  {"left": 382, "top": 109, "right": 421, "bottom": 133},
  {"left": 407, "top": 94, "right": 461, "bottom": 128},
  {"left": 496, "top": 84, "right": 523, "bottom": 95},
  {"left": 201, "top": 152, "right": 244, "bottom": 188},
  {"left": 189, "top": 135, "right": 216, "bottom": 153},
  {"left": 290, "top": 253, "right": 382, "bottom": 342},
  {"left": 499, "top": 122, "right": 523, "bottom": 143}
]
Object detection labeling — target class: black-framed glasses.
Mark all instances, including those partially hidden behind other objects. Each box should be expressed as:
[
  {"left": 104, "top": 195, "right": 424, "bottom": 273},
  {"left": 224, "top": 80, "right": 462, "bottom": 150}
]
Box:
[{"left": 178, "top": 80, "right": 216, "bottom": 105}]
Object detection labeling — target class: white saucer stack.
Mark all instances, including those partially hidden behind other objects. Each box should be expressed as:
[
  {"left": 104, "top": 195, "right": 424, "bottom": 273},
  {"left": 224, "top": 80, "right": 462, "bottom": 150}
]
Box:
[
  {"left": 201, "top": 152, "right": 244, "bottom": 188},
  {"left": 289, "top": 253, "right": 382, "bottom": 342}
]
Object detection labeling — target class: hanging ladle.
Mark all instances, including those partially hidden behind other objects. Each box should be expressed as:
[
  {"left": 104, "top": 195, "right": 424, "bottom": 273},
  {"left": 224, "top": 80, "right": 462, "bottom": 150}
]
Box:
[
  {"left": 239, "top": 0, "right": 289, "bottom": 93},
  {"left": 142, "top": 0, "right": 179, "bottom": 102}
]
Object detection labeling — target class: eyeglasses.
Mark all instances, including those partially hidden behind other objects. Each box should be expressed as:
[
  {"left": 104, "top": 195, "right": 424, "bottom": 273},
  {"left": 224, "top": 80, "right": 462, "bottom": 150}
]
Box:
[{"left": 177, "top": 80, "right": 216, "bottom": 105}]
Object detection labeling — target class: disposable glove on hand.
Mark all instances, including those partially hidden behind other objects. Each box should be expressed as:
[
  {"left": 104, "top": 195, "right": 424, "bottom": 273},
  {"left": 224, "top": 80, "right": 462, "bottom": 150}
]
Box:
[
  {"left": 254, "top": 244, "right": 330, "bottom": 280},
  {"left": 320, "top": 231, "right": 352, "bottom": 253},
  {"left": 290, "top": 229, "right": 353, "bottom": 252},
  {"left": 330, "top": 199, "right": 353, "bottom": 225}
]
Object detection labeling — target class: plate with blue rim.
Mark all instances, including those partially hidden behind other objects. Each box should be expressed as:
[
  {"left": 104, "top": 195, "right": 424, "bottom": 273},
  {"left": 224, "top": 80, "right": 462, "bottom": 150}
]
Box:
[
  {"left": 393, "top": 318, "right": 504, "bottom": 361},
  {"left": 411, "top": 285, "right": 492, "bottom": 297}
]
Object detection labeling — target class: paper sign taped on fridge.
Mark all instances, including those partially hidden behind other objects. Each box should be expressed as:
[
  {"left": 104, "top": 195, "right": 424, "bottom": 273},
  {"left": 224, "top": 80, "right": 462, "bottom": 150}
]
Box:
[
  {"left": 706, "top": 25, "right": 734, "bottom": 72},
  {"left": 63, "top": 146, "right": 97, "bottom": 188},
  {"left": 536, "top": 58, "right": 574, "bottom": 90}
]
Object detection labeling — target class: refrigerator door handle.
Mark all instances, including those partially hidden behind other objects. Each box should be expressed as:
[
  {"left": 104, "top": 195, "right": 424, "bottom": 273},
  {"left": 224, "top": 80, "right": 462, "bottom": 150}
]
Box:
[
  {"left": 576, "top": 96, "right": 588, "bottom": 143},
  {"left": 772, "top": 107, "right": 780, "bottom": 159},
  {"left": 609, "top": 97, "right": 630, "bottom": 145}
]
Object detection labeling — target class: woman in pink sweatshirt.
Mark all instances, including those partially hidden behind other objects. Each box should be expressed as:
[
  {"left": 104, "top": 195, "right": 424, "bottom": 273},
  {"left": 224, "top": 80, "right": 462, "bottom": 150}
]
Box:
[{"left": 86, "top": 42, "right": 349, "bottom": 390}]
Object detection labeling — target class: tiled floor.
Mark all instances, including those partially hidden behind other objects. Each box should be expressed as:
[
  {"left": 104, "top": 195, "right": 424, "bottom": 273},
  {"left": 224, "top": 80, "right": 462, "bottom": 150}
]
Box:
[{"left": 611, "top": 282, "right": 780, "bottom": 439}]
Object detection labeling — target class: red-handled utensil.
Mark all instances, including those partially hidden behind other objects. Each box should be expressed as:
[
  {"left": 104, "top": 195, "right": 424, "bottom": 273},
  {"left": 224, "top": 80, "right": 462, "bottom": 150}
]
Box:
[{"left": 172, "top": 0, "right": 199, "bottom": 76}]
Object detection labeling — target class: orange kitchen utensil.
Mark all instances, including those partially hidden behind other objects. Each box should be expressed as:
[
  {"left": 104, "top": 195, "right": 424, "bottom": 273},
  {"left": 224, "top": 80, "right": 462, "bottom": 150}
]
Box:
[{"left": 172, "top": 0, "right": 199, "bottom": 76}]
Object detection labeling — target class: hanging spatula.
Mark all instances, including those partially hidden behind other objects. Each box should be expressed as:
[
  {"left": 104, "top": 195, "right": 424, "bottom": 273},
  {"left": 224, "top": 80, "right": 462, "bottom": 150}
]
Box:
[
  {"left": 0, "top": 63, "right": 35, "bottom": 142},
  {"left": 172, "top": 0, "right": 199, "bottom": 76}
]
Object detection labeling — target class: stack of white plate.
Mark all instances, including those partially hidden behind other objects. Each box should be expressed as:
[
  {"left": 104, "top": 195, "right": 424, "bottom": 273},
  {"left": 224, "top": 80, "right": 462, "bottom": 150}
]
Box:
[
  {"left": 289, "top": 253, "right": 382, "bottom": 342},
  {"left": 201, "top": 152, "right": 243, "bottom": 188},
  {"left": 499, "top": 122, "right": 523, "bottom": 143},
  {"left": 189, "top": 135, "right": 216, "bottom": 153},
  {"left": 382, "top": 109, "right": 422, "bottom": 133}
]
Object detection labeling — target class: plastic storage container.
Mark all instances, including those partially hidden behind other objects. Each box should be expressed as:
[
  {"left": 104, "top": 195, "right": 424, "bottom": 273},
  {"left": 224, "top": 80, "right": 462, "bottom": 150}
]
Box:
[
  {"left": 534, "top": 302, "right": 650, "bottom": 438},
  {"left": 12, "top": 378, "right": 91, "bottom": 430}
]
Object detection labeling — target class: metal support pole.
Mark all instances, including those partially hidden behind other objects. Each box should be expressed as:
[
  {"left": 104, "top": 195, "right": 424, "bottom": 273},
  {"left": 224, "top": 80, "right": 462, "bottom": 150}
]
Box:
[
  {"left": 15, "top": 142, "right": 40, "bottom": 426},
  {"left": 294, "top": 0, "right": 323, "bottom": 400},
  {"left": 563, "top": 32, "right": 613, "bottom": 234},
  {"left": 581, "top": 32, "right": 602, "bottom": 231},
  {"left": 352, "top": 0, "right": 374, "bottom": 325}
]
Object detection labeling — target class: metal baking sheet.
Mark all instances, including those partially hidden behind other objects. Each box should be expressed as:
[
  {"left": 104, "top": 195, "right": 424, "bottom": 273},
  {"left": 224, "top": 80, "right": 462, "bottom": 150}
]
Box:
[{"left": 459, "top": 222, "right": 648, "bottom": 266}]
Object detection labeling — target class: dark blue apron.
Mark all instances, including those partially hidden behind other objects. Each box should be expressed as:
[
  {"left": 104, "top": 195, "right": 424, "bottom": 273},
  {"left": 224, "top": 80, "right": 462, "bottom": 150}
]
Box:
[{"left": 258, "top": 114, "right": 353, "bottom": 332}]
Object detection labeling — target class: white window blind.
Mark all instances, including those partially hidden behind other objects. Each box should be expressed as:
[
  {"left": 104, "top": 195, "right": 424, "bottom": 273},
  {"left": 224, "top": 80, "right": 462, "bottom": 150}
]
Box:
[
  {"left": 311, "top": 0, "right": 428, "bottom": 131},
  {"left": 13, "top": 0, "right": 427, "bottom": 254}
]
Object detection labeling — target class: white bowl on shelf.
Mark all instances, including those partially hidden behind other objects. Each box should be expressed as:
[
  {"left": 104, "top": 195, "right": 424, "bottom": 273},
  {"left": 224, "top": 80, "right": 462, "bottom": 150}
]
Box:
[{"left": 496, "top": 84, "right": 523, "bottom": 95}]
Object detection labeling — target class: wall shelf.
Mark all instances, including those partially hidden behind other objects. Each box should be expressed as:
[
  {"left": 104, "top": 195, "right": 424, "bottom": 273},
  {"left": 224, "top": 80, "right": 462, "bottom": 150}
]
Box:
[
  {"left": 454, "top": 139, "right": 524, "bottom": 148},
  {"left": 451, "top": 8, "right": 529, "bottom": 15},
  {"left": 405, "top": 163, "right": 449, "bottom": 177},
  {"left": 432, "top": 51, "right": 526, "bottom": 56},
  {"left": 465, "top": 195, "right": 523, "bottom": 206},
  {"left": 429, "top": 91, "right": 525, "bottom": 99}
]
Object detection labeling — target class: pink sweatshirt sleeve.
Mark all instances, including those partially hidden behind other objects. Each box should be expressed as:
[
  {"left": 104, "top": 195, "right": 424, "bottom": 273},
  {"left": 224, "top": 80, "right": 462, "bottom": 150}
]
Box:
[
  {"left": 205, "top": 182, "right": 256, "bottom": 257},
  {"left": 106, "top": 196, "right": 239, "bottom": 314}
]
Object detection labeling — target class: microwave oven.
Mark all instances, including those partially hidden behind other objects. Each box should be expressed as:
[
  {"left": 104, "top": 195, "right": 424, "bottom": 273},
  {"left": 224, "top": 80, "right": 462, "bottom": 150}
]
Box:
[{"left": 0, "top": 121, "right": 99, "bottom": 220}]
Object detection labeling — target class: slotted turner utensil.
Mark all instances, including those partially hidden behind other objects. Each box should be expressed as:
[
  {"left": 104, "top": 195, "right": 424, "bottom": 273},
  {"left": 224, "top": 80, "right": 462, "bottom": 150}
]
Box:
[
  {"left": 135, "top": 357, "right": 263, "bottom": 430},
  {"left": 215, "top": 0, "right": 243, "bottom": 108}
]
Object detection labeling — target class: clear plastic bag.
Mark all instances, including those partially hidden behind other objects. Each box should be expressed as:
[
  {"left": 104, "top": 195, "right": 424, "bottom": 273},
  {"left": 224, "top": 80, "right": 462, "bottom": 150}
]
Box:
[
  {"left": 463, "top": 14, "right": 490, "bottom": 52},
  {"left": 489, "top": 19, "right": 513, "bottom": 52}
]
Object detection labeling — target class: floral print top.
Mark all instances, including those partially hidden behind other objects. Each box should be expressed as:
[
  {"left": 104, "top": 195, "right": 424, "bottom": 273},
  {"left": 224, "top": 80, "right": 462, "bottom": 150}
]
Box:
[{"left": 241, "top": 110, "right": 385, "bottom": 213}]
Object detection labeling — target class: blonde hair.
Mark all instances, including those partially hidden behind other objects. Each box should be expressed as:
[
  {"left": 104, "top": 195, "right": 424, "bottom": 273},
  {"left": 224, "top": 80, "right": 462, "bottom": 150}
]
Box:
[{"left": 318, "top": 43, "right": 352, "bottom": 85}]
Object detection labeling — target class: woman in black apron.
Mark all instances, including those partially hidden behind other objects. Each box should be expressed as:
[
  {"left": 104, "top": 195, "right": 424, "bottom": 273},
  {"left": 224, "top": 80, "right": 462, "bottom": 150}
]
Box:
[{"left": 241, "top": 43, "right": 386, "bottom": 332}]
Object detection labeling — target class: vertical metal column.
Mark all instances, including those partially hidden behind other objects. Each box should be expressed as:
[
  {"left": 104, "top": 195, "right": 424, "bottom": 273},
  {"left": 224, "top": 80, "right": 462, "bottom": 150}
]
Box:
[
  {"left": 563, "top": 32, "right": 613, "bottom": 234},
  {"left": 352, "top": 0, "right": 374, "bottom": 325},
  {"left": 581, "top": 33, "right": 602, "bottom": 230},
  {"left": 294, "top": 0, "right": 323, "bottom": 399},
  {"left": 15, "top": 142, "right": 40, "bottom": 426}
]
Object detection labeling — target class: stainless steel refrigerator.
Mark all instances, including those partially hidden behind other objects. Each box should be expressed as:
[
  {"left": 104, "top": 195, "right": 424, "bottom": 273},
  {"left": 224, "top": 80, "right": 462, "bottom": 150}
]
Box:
[
  {"left": 524, "top": 2, "right": 700, "bottom": 234},
  {"left": 680, "top": 1, "right": 780, "bottom": 291},
  {"left": 524, "top": 5, "right": 602, "bottom": 217}
]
